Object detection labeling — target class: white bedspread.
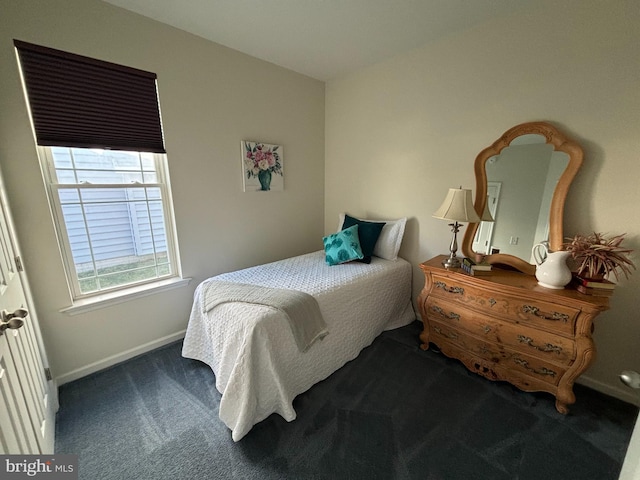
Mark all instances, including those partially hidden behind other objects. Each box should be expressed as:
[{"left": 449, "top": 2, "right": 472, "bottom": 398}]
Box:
[{"left": 182, "top": 250, "right": 415, "bottom": 441}]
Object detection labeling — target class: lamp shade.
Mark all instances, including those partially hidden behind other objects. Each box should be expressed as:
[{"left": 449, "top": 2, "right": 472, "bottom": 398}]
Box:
[{"left": 433, "top": 188, "right": 482, "bottom": 223}]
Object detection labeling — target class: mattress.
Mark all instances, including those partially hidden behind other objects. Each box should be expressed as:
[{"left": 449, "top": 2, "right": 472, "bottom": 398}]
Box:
[{"left": 181, "top": 250, "right": 415, "bottom": 441}]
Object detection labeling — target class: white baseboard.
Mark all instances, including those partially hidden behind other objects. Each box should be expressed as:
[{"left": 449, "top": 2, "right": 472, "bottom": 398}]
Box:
[
  {"left": 55, "top": 330, "right": 186, "bottom": 386},
  {"left": 577, "top": 375, "right": 640, "bottom": 407}
]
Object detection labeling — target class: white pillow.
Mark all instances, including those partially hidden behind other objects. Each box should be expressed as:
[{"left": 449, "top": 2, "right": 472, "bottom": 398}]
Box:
[{"left": 338, "top": 213, "right": 407, "bottom": 261}]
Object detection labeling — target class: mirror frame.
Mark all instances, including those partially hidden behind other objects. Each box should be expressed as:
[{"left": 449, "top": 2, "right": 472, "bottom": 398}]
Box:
[{"left": 462, "top": 121, "right": 583, "bottom": 275}]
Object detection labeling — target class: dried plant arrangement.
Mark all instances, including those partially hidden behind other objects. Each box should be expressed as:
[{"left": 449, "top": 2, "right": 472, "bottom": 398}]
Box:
[{"left": 563, "top": 232, "right": 636, "bottom": 281}]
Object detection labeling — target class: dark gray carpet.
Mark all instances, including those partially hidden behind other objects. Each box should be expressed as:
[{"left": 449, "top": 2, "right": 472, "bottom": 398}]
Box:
[{"left": 55, "top": 321, "right": 638, "bottom": 480}]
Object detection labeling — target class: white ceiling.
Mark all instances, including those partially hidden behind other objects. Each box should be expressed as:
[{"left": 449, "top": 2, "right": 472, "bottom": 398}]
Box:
[{"left": 102, "top": 0, "right": 531, "bottom": 81}]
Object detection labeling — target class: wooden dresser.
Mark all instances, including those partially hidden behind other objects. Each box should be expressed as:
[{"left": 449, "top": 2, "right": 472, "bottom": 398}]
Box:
[{"left": 417, "top": 255, "right": 609, "bottom": 414}]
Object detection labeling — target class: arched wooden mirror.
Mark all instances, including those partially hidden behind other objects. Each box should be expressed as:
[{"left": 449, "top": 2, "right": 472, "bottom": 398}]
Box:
[{"left": 462, "top": 121, "right": 583, "bottom": 275}]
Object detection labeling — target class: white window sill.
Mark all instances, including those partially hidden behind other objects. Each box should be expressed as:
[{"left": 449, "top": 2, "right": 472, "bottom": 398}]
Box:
[{"left": 60, "top": 277, "right": 192, "bottom": 316}]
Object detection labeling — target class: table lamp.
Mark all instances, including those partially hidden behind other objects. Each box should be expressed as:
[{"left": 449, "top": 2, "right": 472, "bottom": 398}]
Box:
[{"left": 433, "top": 187, "right": 481, "bottom": 268}]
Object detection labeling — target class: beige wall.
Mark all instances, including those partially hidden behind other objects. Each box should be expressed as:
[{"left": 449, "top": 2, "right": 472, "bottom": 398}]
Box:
[
  {"left": 0, "top": 0, "right": 325, "bottom": 382},
  {"left": 1, "top": 0, "right": 638, "bottom": 406},
  {"left": 325, "top": 0, "right": 640, "bottom": 404}
]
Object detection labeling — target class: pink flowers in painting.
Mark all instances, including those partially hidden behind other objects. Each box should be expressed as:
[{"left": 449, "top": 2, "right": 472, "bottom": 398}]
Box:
[{"left": 244, "top": 142, "right": 282, "bottom": 178}]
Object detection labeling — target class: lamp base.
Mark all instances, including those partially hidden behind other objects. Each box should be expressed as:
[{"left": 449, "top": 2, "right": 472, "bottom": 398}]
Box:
[{"left": 442, "top": 255, "right": 461, "bottom": 269}]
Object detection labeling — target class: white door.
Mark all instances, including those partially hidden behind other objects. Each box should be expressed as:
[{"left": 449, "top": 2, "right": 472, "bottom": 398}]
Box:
[
  {"left": 472, "top": 182, "right": 501, "bottom": 254},
  {"left": 0, "top": 166, "right": 55, "bottom": 454},
  {"left": 619, "top": 412, "right": 640, "bottom": 480}
]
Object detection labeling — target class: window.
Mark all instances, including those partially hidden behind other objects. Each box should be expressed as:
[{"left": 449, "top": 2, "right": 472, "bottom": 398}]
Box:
[
  {"left": 40, "top": 147, "right": 178, "bottom": 297},
  {"left": 14, "top": 40, "right": 183, "bottom": 302}
]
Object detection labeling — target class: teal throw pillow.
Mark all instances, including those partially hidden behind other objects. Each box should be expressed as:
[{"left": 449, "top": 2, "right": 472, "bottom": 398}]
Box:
[
  {"left": 341, "top": 214, "right": 385, "bottom": 264},
  {"left": 323, "top": 224, "right": 364, "bottom": 266}
]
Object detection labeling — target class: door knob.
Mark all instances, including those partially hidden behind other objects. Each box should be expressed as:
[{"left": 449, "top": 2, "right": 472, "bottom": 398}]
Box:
[
  {"left": 0, "top": 308, "right": 28, "bottom": 336},
  {"left": 1, "top": 308, "right": 28, "bottom": 321}
]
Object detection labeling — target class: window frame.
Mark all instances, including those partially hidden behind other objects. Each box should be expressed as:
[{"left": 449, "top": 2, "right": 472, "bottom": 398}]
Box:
[{"left": 38, "top": 146, "right": 183, "bottom": 302}]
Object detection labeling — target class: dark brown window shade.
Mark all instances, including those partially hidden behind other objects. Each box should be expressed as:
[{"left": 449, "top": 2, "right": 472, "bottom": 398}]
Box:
[{"left": 14, "top": 40, "right": 165, "bottom": 153}]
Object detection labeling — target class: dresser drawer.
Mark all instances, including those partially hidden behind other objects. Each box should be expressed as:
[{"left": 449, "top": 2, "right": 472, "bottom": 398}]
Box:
[
  {"left": 426, "top": 297, "right": 576, "bottom": 364},
  {"left": 429, "top": 321, "right": 566, "bottom": 386},
  {"left": 429, "top": 273, "right": 580, "bottom": 336},
  {"left": 435, "top": 340, "right": 560, "bottom": 396}
]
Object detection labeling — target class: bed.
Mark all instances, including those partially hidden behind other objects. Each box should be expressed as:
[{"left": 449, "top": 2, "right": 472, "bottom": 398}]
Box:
[{"left": 182, "top": 216, "right": 415, "bottom": 441}]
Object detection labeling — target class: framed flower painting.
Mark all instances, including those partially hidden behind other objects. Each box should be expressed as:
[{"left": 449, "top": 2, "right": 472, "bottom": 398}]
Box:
[{"left": 241, "top": 141, "right": 284, "bottom": 192}]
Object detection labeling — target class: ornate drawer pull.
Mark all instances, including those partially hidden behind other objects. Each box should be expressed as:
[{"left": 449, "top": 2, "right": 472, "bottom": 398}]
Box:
[
  {"left": 517, "top": 335, "right": 563, "bottom": 354},
  {"left": 522, "top": 305, "right": 569, "bottom": 323},
  {"left": 488, "top": 298, "right": 497, "bottom": 307},
  {"left": 478, "top": 345, "right": 499, "bottom": 357},
  {"left": 435, "top": 281, "right": 464, "bottom": 295},
  {"left": 513, "top": 357, "right": 556, "bottom": 377},
  {"left": 433, "top": 326, "right": 458, "bottom": 340},
  {"left": 431, "top": 305, "right": 460, "bottom": 321},
  {"left": 482, "top": 325, "right": 492, "bottom": 334}
]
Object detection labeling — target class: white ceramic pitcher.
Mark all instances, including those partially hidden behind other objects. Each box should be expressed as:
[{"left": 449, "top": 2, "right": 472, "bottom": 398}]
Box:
[{"left": 532, "top": 243, "right": 572, "bottom": 289}]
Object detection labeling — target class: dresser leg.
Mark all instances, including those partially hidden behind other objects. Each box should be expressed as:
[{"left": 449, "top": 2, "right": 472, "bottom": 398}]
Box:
[
  {"left": 554, "top": 384, "right": 575, "bottom": 414},
  {"left": 555, "top": 399, "right": 569, "bottom": 415},
  {"left": 419, "top": 328, "right": 430, "bottom": 351}
]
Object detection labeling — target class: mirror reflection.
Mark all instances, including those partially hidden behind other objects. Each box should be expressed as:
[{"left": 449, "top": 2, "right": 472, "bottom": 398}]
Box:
[
  {"left": 473, "top": 134, "right": 569, "bottom": 263},
  {"left": 462, "top": 121, "right": 583, "bottom": 275}
]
